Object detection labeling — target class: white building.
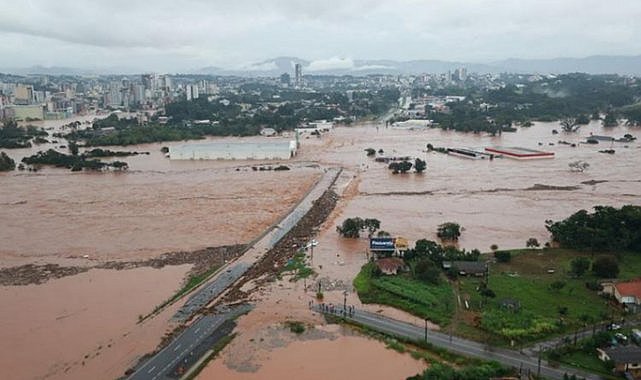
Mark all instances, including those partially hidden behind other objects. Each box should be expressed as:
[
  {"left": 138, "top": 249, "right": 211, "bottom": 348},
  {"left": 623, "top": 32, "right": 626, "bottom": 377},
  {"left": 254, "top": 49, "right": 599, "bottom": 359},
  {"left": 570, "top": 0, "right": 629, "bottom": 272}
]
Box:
[{"left": 169, "top": 141, "right": 297, "bottom": 160}]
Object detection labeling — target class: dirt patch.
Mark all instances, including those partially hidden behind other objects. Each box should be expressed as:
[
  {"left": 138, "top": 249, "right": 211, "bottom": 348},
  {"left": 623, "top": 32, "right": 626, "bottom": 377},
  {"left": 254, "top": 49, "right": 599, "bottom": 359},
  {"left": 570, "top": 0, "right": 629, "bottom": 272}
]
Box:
[
  {"left": 0, "top": 245, "right": 246, "bottom": 286},
  {"left": 218, "top": 190, "right": 340, "bottom": 304}
]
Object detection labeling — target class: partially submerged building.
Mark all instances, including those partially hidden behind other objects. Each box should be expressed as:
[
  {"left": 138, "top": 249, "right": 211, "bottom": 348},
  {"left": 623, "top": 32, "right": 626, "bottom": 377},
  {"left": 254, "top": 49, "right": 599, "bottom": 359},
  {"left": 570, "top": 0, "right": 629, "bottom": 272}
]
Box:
[
  {"left": 169, "top": 140, "right": 297, "bottom": 160},
  {"left": 485, "top": 146, "right": 554, "bottom": 160},
  {"left": 447, "top": 147, "right": 495, "bottom": 160}
]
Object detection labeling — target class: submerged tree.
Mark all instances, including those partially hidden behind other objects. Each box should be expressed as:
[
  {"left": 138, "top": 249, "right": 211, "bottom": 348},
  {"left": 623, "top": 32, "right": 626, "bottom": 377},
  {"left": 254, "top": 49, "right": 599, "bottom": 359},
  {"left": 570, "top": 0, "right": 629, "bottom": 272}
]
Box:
[
  {"left": 560, "top": 118, "right": 580, "bottom": 132},
  {"left": 415, "top": 158, "right": 427, "bottom": 173},
  {"left": 569, "top": 160, "right": 590, "bottom": 173},
  {"left": 437, "top": 222, "right": 462, "bottom": 241}
]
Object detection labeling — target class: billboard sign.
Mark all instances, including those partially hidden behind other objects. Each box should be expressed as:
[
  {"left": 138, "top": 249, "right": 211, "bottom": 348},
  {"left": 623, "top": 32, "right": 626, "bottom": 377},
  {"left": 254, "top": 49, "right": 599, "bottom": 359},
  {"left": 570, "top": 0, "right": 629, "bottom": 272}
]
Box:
[{"left": 370, "top": 237, "right": 395, "bottom": 251}]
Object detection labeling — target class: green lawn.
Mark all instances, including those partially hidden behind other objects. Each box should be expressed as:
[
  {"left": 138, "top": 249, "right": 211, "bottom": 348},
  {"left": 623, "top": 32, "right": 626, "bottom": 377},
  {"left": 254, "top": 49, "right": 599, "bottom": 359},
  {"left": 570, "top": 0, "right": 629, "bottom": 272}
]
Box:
[
  {"left": 354, "top": 262, "right": 454, "bottom": 325},
  {"left": 457, "top": 249, "right": 628, "bottom": 343},
  {"left": 354, "top": 249, "right": 640, "bottom": 345}
]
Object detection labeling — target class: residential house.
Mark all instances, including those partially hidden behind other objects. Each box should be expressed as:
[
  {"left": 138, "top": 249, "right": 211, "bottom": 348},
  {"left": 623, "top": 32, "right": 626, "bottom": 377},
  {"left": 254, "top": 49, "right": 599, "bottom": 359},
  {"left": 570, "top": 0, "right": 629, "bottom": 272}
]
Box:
[{"left": 597, "top": 346, "right": 641, "bottom": 378}]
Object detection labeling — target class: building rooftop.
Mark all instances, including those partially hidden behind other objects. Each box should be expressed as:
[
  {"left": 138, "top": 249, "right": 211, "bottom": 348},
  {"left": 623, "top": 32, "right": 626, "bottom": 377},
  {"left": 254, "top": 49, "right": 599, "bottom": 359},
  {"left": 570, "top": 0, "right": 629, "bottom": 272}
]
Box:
[
  {"left": 603, "top": 345, "right": 641, "bottom": 364},
  {"left": 443, "top": 261, "right": 487, "bottom": 274},
  {"left": 375, "top": 257, "right": 406, "bottom": 273},
  {"left": 485, "top": 146, "right": 554, "bottom": 157},
  {"left": 615, "top": 278, "right": 641, "bottom": 300}
]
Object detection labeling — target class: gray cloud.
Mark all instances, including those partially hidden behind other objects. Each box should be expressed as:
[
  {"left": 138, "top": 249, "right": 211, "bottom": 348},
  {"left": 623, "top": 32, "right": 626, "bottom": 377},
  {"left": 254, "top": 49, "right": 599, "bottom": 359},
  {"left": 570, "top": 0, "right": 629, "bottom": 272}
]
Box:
[{"left": 0, "top": 0, "right": 640, "bottom": 71}]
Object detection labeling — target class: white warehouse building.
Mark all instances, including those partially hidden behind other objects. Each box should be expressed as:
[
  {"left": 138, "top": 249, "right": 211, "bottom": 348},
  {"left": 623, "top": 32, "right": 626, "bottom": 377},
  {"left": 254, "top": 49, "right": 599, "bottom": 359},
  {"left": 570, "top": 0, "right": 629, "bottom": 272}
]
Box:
[{"left": 169, "top": 140, "right": 297, "bottom": 160}]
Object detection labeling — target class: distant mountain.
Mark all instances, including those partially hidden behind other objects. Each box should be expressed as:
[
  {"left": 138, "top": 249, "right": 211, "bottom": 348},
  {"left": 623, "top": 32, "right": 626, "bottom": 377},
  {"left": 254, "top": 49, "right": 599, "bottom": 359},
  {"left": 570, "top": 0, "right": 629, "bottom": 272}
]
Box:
[
  {"left": 490, "top": 55, "right": 641, "bottom": 76},
  {"left": 204, "top": 54, "right": 641, "bottom": 76},
  {"left": 2, "top": 54, "right": 640, "bottom": 77},
  {"left": 0, "top": 65, "right": 143, "bottom": 76}
]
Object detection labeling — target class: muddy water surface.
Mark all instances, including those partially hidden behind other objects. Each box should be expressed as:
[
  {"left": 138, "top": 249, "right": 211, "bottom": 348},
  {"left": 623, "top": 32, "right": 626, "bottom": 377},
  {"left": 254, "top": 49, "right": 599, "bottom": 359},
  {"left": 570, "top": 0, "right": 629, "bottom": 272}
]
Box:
[{"left": 0, "top": 265, "right": 189, "bottom": 380}]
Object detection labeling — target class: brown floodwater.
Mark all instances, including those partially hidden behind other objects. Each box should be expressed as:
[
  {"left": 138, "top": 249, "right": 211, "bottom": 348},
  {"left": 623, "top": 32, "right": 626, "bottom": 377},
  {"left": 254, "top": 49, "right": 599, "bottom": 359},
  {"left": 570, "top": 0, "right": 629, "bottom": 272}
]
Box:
[
  {"left": 0, "top": 156, "right": 321, "bottom": 267},
  {"left": 297, "top": 121, "right": 641, "bottom": 251},
  {"left": 2, "top": 118, "right": 640, "bottom": 379},
  {"left": 0, "top": 265, "right": 190, "bottom": 380},
  {"left": 199, "top": 326, "right": 426, "bottom": 380},
  {"left": 199, "top": 120, "right": 640, "bottom": 380}
]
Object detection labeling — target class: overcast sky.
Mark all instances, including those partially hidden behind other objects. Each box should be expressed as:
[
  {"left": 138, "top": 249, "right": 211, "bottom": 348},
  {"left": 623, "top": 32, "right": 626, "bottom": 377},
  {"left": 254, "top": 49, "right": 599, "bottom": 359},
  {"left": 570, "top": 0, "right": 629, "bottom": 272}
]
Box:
[{"left": 1, "top": 0, "right": 640, "bottom": 72}]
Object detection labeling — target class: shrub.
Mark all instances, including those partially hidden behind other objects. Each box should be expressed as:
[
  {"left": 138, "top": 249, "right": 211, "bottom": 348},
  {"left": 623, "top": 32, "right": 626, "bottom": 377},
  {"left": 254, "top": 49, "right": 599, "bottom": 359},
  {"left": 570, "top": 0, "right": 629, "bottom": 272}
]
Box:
[
  {"left": 494, "top": 251, "right": 511, "bottom": 263},
  {"left": 592, "top": 256, "right": 619, "bottom": 278},
  {"left": 437, "top": 222, "right": 461, "bottom": 241},
  {"left": 526, "top": 238, "right": 540, "bottom": 248},
  {"left": 570, "top": 257, "right": 590, "bottom": 277}
]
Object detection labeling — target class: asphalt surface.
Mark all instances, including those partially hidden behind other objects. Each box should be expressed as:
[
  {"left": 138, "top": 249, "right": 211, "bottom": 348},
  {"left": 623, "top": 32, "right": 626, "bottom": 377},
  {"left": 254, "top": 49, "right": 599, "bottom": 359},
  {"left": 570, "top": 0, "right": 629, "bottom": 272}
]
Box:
[
  {"left": 313, "top": 304, "right": 603, "bottom": 380},
  {"left": 129, "top": 314, "right": 228, "bottom": 380},
  {"left": 172, "top": 262, "right": 250, "bottom": 322}
]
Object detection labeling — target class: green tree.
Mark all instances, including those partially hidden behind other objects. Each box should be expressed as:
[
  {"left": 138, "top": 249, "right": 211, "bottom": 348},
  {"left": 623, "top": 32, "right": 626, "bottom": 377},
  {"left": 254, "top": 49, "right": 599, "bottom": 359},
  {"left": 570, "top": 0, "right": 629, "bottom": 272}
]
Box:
[
  {"left": 413, "top": 259, "right": 441, "bottom": 285},
  {"left": 365, "top": 148, "right": 376, "bottom": 156},
  {"left": 494, "top": 251, "right": 511, "bottom": 263},
  {"left": 336, "top": 217, "right": 364, "bottom": 238},
  {"left": 526, "top": 238, "right": 540, "bottom": 248},
  {"left": 550, "top": 280, "right": 566, "bottom": 292},
  {"left": 603, "top": 112, "right": 618, "bottom": 127},
  {"left": 592, "top": 256, "right": 619, "bottom": 278},
  {"left": 388, "top": 160, "right": 413, "bottom": 174},
  {"left": 437, "top": 222, "right": 461, "bottom": 241},
  {"left": 570, "top": 257, "right": 590, "bottom": 277},
  {"left": 336, "top": 217, "right": 381, "bottom": 238},
  {"left": 68, "top": 141, "right": 79, "bottom": 156},
  {"left": 414, "top": 158, "right": 427, "bottom": 173},
  {"left": 0, "top": 151, "right": 16, "bottom": 171}
]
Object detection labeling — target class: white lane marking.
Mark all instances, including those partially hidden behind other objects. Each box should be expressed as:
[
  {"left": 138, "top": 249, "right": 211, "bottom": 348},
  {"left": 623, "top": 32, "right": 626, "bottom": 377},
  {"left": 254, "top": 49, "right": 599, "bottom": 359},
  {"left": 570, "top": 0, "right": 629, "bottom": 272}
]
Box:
[
  {"left": 173, "top": 344, "right": 181, "bottom": 352},
  {"left": 147, "top": 365, "right": 156, "bottom": 373}
]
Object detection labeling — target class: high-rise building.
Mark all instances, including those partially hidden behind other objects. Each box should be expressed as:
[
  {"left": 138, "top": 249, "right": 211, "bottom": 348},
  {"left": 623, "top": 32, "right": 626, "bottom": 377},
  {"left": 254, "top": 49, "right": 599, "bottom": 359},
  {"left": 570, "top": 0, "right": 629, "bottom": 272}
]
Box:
[
  {"left": 280, "top": 73, "right": 291, "bottom": 87},
  {"left": 14, "top": 84, "right": 34, "bottom": 105},
  {"left": 133, "top": 84, "right": 146, "bottom": 104},
  {"left": 294, "top": 64, "right": 302, "bottom": 88},
  {"left": 141, "top": 74, "right": 154, "bottom": 91},
  {"left": 185, "top": 85, "right": 199, "bottom": 101}
]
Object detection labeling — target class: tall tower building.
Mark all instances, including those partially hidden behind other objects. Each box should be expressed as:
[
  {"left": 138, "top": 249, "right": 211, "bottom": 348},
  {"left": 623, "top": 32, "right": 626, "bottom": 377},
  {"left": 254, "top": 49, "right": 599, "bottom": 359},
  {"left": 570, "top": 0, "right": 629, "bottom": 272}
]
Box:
[{"left": 294, "top": 63, "right": 302, "bottom": 88}]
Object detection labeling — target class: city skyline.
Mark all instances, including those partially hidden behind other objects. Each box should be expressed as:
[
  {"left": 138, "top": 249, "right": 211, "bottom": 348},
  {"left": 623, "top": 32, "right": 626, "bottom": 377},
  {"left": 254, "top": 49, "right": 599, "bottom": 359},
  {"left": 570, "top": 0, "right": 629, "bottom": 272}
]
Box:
[{"left": 1, "top": 0, "right": 641, "bottom": 72}]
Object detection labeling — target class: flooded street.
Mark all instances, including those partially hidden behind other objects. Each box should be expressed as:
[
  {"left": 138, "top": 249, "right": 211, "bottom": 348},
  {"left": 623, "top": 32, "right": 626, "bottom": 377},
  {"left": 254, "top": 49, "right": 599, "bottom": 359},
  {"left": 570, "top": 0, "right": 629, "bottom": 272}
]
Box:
[
  {"left": 1, "top": 117, "right": 640, "bottom": 379},
  {"left": 200, "top": 327, "right": 426, "bottom": 380}
]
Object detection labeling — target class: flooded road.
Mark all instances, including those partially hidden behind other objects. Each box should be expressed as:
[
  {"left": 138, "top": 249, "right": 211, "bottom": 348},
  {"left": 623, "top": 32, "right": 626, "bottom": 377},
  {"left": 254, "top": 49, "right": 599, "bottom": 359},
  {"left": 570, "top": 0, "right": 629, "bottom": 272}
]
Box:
[{"left": 200, "top": 325, "right": 426, "bottom": 380}]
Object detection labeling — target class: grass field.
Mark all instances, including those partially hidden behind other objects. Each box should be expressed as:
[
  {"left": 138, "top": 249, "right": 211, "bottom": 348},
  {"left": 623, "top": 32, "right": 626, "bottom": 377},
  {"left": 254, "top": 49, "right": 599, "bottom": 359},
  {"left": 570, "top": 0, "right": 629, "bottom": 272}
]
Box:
[
  {"left": 354, "top": 262, "right": 454, "bottom": 325},
  {"left": 354, "top": 249, "right": 639, "bottom": 345},
  {"left": 457, "top": 249, "right": 625, "bottom": 343}
]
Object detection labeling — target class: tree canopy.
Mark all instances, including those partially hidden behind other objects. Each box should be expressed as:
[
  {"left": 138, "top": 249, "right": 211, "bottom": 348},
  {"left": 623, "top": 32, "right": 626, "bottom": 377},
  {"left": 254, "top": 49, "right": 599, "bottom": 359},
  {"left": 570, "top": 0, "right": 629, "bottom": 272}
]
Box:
[{"left": 546, "top": 206, "right": 641, "bottom": 252}]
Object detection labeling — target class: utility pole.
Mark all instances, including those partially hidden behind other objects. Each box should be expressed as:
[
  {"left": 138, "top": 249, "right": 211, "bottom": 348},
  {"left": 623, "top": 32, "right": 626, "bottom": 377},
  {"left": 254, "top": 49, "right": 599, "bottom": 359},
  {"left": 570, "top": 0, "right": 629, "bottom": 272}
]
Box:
[
  {"left": 424, "top": 318, "right": 428, "bottom": 342},
  {"left": 537, "top": 347, "right": 542, "bottom": 378},
  {"left": 343, "top": 291, "right": 348, "bottom": 317}
]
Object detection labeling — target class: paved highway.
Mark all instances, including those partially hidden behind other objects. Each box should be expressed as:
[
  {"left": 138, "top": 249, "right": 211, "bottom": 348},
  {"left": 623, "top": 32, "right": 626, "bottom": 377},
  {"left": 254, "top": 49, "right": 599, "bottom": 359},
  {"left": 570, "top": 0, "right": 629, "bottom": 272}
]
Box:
[
  {"left": 313, "top": 304, "right": 602, "bottom": 380},
  {"left": 129, "top": 168, "right": 341, "bottom": 380},
  {"left": 172, "top": 168, "right": 341, "bottom": 322},
  {"left": 172, "top": 262, "right": 250, "bottom": 322},
  {"left": 129, "top": 313, "right": 229, "bottom": 380}
]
